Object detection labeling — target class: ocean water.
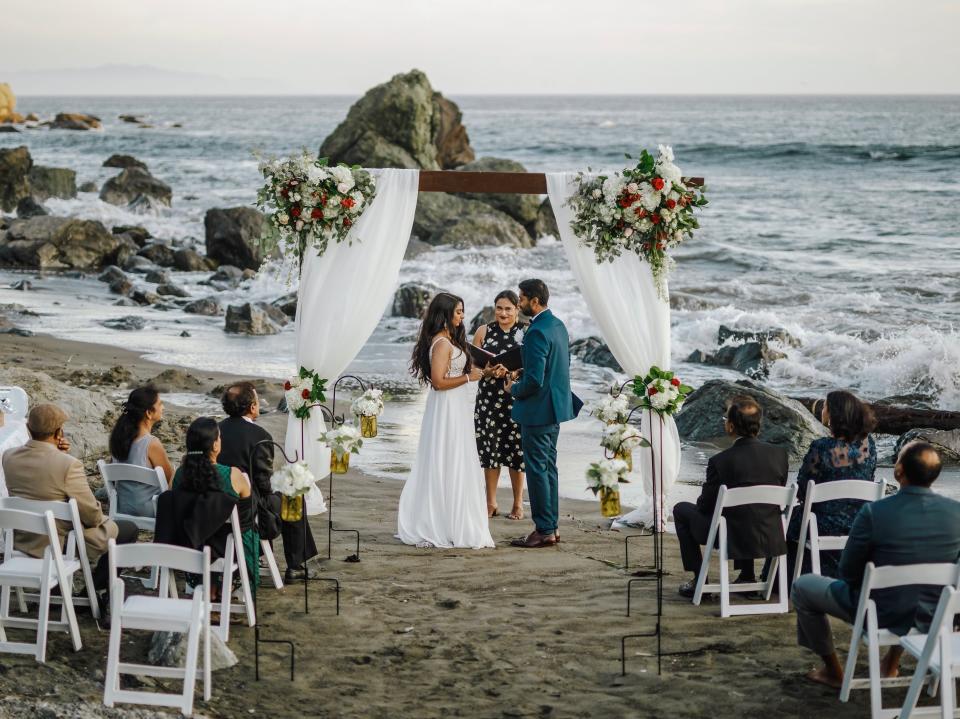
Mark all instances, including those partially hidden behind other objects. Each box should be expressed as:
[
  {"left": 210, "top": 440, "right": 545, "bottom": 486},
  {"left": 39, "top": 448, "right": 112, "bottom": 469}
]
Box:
[{"left": 2, "top": 95, "right": 959, "bottom": 508}]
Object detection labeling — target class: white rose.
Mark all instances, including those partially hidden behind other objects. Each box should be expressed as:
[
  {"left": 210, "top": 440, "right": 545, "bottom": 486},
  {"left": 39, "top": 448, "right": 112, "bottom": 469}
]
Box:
[
  {"left": 673, "top": 230, "right": 684, "bottom": 243},
  {"left": 626, "top": 182, "right": 638, "bottom": 194},
  {"left": 638, "top": 218, "right": 652, "bottom": 231},
  {"left": 278, "top": 212, "right": 289, "bottom": 225},
  {"left": 624, "top": 227, "right": 633, "bottom": 237},
  {"left": 660, "top": 208, "right": 672, "bottom": 222},
  {"left": 649, "top": 390, "right": 670, "bottom": 410},
  {"left": 295, "top": 220, "right": 304, "bottom": 231},
  {"left": 591, "top": 188, "right": 602, "bottom": 199},
  {"left": 337, "top": 182, "right": 351, "bottom": 194},
  {"left": 639, "top": 183, "right": 661, "bottom": 212}
]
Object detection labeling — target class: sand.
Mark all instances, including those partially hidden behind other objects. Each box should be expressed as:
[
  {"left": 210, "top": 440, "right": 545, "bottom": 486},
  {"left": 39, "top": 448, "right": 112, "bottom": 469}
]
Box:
[{"left": 0, "top": 332, "right": 915, "bottom": 718}]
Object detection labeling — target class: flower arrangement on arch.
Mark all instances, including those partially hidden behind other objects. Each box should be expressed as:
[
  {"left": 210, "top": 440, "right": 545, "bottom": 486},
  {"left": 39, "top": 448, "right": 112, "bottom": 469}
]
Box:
[
  {"left": 585, "top": 458, "right": 630, "bottom": 495},
  {"left": 256, "top": 151, "right": 377, "bottom": 267},
  {"left": 633, "top": 366, "right": 693, "bottom": 416},
  {"left": 269, "top": 462, "right": 317, "bottom": 498},
  {"left": 590, "top": 394, "right": 631, "bottom": 424},
  {"left": 350, "top": 388, "right": 384, "bottom": 418},
  {"left": 566, "top": 145, "right": 708, "bottom": 300},
  {"left": 284, "top": 367, "right": 328, "bottom": 420},
  {"left": 323, "top": 425, "right": 364, "bottom": 459}
]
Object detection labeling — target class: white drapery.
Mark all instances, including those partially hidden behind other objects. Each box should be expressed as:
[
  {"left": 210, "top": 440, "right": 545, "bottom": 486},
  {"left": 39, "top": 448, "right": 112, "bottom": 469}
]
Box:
[
  {"left": 546, "top": 172, "right": 681, "bottom": 529},
  {"left": 285, "top": 169, "right": 420, "bottom": 509}
]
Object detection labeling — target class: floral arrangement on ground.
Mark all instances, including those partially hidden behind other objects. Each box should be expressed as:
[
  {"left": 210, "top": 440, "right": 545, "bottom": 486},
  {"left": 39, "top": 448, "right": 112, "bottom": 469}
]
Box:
[
  {"left": 601, "top": 423, "right": 649, "bottom": 453},
  {"left": 256, "top": 151, "right": 376, "bottom": 266},
  {"left": 566, "top": 145, "right": 707, "bottom": 300}
]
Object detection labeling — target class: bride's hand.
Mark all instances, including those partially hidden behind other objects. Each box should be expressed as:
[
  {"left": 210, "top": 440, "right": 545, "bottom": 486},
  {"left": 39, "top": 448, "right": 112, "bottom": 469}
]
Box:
[{"left": 468, "top": 366, "right": 484, "bottom": 382}]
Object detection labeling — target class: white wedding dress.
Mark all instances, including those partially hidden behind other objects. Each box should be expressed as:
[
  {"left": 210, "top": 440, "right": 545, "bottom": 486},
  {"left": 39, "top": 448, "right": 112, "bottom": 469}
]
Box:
[{"left": 397, "top": 338, "right": 495, "bottom": 549}]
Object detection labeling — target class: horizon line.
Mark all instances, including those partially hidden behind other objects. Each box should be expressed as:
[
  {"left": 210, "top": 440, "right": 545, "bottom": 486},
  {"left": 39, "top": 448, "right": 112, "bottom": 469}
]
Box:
[{"left": 12, "top": 91, "right": 960, "bottom": 98}]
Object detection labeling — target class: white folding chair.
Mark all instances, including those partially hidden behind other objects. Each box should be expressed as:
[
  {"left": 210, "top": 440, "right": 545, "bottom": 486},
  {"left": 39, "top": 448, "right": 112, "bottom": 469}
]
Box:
[
  {"left": 0, "top": 497, "right": 100, "bottom": 620},
  {"left": 900, "top": 585, "right": 960, "bottom": 719},
  {"left": 0, "top": 386, "right": 29, "bottom": 422},
  {"left": 792, "top": 479, "right": 885, "bottom": 585},
  {"left": 693, "top": 484, "right": 798, "bottom": 617},
  {"left": 210, "top": 507, "right": 255, "bottom": 642},
  {"left": 0, "top": 508, "right": 81, "bottom": 662},
  {"left": 104, "top": 540, "right": 211, "bottom": 717},
  {"left": 260, "top": 539, "right": 283, "bottom": 590},
  {"left": 841, "top": 561, "right": 960, "bottom": 718}
]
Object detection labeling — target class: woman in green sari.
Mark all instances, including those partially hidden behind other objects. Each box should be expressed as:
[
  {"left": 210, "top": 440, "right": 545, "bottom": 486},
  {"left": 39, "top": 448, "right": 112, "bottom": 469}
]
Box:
[{"left": 172, "top": 417, "right": 259, "bottom": 588}]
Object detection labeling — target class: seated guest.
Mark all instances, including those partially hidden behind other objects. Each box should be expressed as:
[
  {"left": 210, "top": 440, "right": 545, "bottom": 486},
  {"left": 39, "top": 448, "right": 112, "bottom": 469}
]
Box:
[
  {"left": 109, "top": 386, "right": 174, "bottom": 518},
  {"left": 792, "top": 442, "right": 960, "bottom": 687},
  {"left": 218, "top": 382, "right": 318, "bottom": 583},
  {"left": 672, "top": 396, "right": 789, "bottom": 598},
  {"left": 2, "top": 403, "right": 138, "bottom": 609},
  {"left": 170, "top": 416, "right": 259, "bottom": 587},
  {"left": 787, "top": 390, "right": 877, "bottom": 579}
]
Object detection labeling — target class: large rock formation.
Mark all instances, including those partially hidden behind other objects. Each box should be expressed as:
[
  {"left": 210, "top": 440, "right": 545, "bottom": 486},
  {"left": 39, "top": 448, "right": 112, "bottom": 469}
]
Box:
[
  {"left": 411, "top": 193, "right": 532, "bottom": 248},
  {"left": 392, "top": 282, "right": 436, "bottom": 318},
  {"left": 0, "top": 216, "right": 121, "bottom": 269},
  {"left": 224, "top": 302, "right": 288, "bottom": 335},
  {"left": 100, "top": 167, "right": 172, "bottom": 207},
  {"left": 319, "top": 69, "right": 474, "bottom": 170},
  {"left": 894, "top": 429, "right": 960, "bottom": 464},
  {"left": 28, "top": 166, "right": 77, "bottom": 201},
  {"left": 49, "top": 112, "right": 102, "bottom": 131},
  {"left": 455, "top": 157, "right": 541, "bottom": 235},
  {"left": 676, "top": 379, "right": 829, "bottom": 461},
  {"left": 204, "top": 207, "right": 265, "bottom": 271},
  {"left": 0, "top": 145, "right": 32, "bottom": 212},
  {"left": 103, "top": 153, "right": 148, "bottom": 171},
  {"left": 0, "top": 83, "right": 16, "bottom": 123},
  {"left": 686, "top": 325, "right": 799, "bottom": 379},
  {"left": 569, "top": 337, "right": 623, "bottom": 372}
]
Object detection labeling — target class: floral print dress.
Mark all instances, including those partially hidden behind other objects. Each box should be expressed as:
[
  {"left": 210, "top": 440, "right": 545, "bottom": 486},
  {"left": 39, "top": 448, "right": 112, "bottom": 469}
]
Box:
[{"left": 474, "top": 322, "right": 524, "bottom": 471}]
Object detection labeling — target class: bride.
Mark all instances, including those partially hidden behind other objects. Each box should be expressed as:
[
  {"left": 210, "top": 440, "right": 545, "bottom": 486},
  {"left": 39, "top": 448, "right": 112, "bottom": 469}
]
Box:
[{"left": 397, "top": 292, "right": 495, "bottom": 549}]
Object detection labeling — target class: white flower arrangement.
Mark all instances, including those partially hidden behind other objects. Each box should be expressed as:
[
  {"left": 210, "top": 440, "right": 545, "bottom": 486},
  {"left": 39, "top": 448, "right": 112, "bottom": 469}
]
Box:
[
  {"left": 591, "top": 394, "right": 630, "bottom": 424},
  {"left": 633, "top": 366, "right": 693, "bottom": 416},
  {"left": 269, "top": 462, "right": 316, "bottom": 498},
  {"left": 323, "top": 424, "right": 363, "bottom": 459},
  {"left": 350, "top": 388, "right": 384, "bottom": 418},
  {"left": 283, "top": 367, "right": 327, "bottom": 420},
  {"left": 601, "top": 423, "right": 648, "bottom": 453},
  {"left": 514, "top": 328, "right": 524, "bottom": 345},
  {"left": 585, "top": 458, "right": 630, "bottom": 495}
]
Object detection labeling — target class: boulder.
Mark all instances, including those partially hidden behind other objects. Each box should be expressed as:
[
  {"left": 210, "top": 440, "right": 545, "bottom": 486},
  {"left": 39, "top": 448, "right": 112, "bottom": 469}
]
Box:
[
  {"left": 130, "top": 289, "right": 161, "bottom": 306},
  {"left": 469, "top": 307, "right": 496, "bottom": 334},
  {"left": 49, "top": 112, "right": 102, "bottom": 130},
  {"left": 535, "top": 198, "right": 560, "bottom": 239},
  {"left": 717, "top": 324, "right": 800, "bottom": 349},
  {"left": 569, "top": 336, "right": 623, "bottom": 372},
  {"left": 118, "top": 114, "right": 144, "bottom": 124},
  {"left": 24, "top": 112, "right": 38, "bottom": 122},
  {"left": 78, "top": 180, "right": 98, "bottom": 193},
  {"left": 0, "top": 216, "right": 119, "bottom": 269},
  {"left": 112, "top": 225, "right": 152, "bottom": 246},
  {"left": 204, "top": 207, "right": 265, "bottom": 271},
  {"left": 147, "top": 368, "right": 202, "bottom": 392},
  {"left": 156, "top": 283, "right": 188, "bottom": 298},
  {"left": 0, "top": 125, "right": 20, "bottom": 133},
  {"left": 173, "top": 247, "right": 213, "bottom": 272},
  {"left": 675, "top": 379, "right": 829, "bottom": 460},
  {"left": 144, "top": 269, "right": 169, "bottom": 284},
  {"left": 122, "top": 255, "right": 159, "bottom": 273},
  {"left": 97, "top": 265, "right": 128, "bottom": 285},
  {"left": 0, "top": 83, "right": 15, "bottom": 123},
  {"left": 183, "top": 297, "right": 223, "bottom": 316},
  {"left": 127, "top": 193, "right": 168, "bottom": 215},
  {"left": 319, "top": 69, "right": 474, "bottom": 170},
  {"left": 15, "top": 196, "right": 47, "bottom": 219},
  {"left": 224, "top": 302, "right": 288, "bottom": 335},
  {"left": 148, "top": 630, "right": 236, "bottom": 672},
  {"left": 101, "top": 315, "right": 146, "bottom": 331},
  {"left": 137, "top": 242, "right": 176, "bottom": 267},
  {"left": 108, "top": 277, "right": 132, "bottom": 296},
  {"left": 271, "top": 292, "right": 298, "bottom": 318},
  {"left": 0, "top": 145, "right": 32, "bottom": 212},
  {"left": 686, "top": 340, "right": 787, "bottom": 380},
  {"left": 28, "top": 166, "right": 77, "bottom": 201},
  {"left": 455, "top": 157, "right": 540, "bottom": 234},
  {"left": 429, "top": 212, "right": 532, "bottom": 249},
  {"left": 105, "top": 234, "right": 139, "bottom": 268},
  {"left": 210, "top": 264, "right": 244, "bottom": 284},
  {"left": 392, "top": 282, "right": 437, "bottom": 319},
  {"left": 404, "top": 237, "right": 432, "bottom": 260},
  {"left": 894, "top": 429, "right": 960, "bottom": 464},
  {"left": 99, "top": 167, "right": 172, "bottom": 207}
]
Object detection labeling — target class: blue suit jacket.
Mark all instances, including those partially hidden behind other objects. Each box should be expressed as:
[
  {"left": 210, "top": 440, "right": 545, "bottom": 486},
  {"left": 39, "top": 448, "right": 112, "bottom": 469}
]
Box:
[
  {"left": 509, "top": 309, "right": 579, "bottom": 426},
  {"left": 831, "top": 486, "right": 960, "bottom": 635}
]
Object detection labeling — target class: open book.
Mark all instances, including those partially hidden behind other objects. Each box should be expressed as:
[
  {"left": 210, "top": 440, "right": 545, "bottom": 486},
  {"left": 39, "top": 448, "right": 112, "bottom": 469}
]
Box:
[{"left": 467, "top": 344, "right": 523, "bottom": 372}]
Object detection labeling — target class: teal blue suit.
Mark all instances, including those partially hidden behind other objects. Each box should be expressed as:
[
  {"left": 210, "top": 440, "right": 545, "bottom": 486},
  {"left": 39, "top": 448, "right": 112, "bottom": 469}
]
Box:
[{"left": 510, "top": 309, "right": 580, "bottom": 535}]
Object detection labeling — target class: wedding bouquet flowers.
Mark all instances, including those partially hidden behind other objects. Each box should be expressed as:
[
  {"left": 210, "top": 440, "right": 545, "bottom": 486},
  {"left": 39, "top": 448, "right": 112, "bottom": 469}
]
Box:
[
  {"left": 270, "top": 462, "right": 317, "bottom": 497},
  {"left": 284, "top": 367, "right": 327, "bottom": 420},
  {"left": 350, "top": 389, "right": 384, "bottom": 417},
  {"left": 567, "top": 145, "right": 708, "bottom": 300},
  {"left": 591, "top": 394, "right": 630, "bottom": 424},
  {"left": 256, "top": 151, "right": 377, "bottom": 266},
  {"left": 324, "top": 424, "right": 363, "bottom": 474},
  {"left": 633, "top": 366, "right": 693, "bottom": 416}
]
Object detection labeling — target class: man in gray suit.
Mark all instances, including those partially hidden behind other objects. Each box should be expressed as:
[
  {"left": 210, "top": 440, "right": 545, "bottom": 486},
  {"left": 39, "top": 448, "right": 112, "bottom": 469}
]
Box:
[{"left": 792, "top": 441, "right": 960, "bottom": 687}]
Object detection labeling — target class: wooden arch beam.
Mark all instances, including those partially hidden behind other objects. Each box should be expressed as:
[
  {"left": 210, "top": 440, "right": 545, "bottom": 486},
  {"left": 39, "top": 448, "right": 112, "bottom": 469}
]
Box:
[{"left": 417, "top": 170, "right": 705, "bottom": 194}]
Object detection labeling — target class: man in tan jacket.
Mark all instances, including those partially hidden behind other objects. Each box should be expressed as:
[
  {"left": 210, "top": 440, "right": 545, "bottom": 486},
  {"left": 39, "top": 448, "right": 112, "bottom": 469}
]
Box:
[{"left": 1, "top": 404, "right": 138, "bottom": 601}]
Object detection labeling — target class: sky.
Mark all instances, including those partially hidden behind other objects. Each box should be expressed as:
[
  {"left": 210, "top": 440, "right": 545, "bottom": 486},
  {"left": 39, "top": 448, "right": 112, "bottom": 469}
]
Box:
[{"left": 3, "top": 0, "right": 959, "bottom": 95}]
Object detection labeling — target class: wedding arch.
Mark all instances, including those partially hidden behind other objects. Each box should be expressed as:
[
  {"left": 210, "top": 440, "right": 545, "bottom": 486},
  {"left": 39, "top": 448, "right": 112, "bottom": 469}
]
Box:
[{"left": 284, "top": 167, "right": 705, "bottom": 529}]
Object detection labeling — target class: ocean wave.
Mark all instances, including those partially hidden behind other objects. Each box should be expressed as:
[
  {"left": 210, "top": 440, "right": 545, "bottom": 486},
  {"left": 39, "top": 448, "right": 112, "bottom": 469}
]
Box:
[{"left": 681, "top": 142, "right": 960, "bottom": 164}]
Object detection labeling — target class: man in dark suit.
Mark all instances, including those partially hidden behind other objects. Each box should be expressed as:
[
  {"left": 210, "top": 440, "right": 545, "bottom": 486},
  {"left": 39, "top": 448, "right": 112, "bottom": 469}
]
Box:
[
  {"left": 504, "top": 279, "right": 581, "bottom": 549},
  {"left": 218, "top": 382, "right": 318, "bottom": 583},
  {"left": 672, "top": 396, "right": 789, "bottom": 598},
  {"left": 792, "top": 442, "right": 960, "bottom": 688}
]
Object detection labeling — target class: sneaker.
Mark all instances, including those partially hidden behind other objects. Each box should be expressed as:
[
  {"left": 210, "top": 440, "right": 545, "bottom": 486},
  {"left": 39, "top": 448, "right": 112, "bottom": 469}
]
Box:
[{"left": 678, "top": 579, "right": 699, "bottom": 599}]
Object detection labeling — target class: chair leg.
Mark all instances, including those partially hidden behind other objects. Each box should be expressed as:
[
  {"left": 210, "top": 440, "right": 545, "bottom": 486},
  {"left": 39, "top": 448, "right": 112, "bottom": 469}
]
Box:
[
  {"left": 181, "top": 604, "right": 202, "bottom": 717},
  {"left": 840, "top": 613, "right": 866, "bottom": 702},
  {"left": 867, "top": 612, "right": 884, "bottom": 718},
  {"left": 203, "top": 607, "right": 212, "bottom": 702},
  {"left": 261, "top": 540, "right": 283, "bottom": 590},
  {"left": 718, "top": 526, "right": 731, "bottom": 618},
  {"left": 218, "top": 537, "right": 235, "bottom": 643},
  {"left": 103, "top": 598, "right": 123, "bottom": 708},
  {"left": 36, "top": 578, "right": 51, "bottom": 663}
]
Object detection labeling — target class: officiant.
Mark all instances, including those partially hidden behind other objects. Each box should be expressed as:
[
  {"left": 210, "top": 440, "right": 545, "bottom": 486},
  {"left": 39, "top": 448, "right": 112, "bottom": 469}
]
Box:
[{"left": 472, "top": 290, "right": 528, "bottom": 520}]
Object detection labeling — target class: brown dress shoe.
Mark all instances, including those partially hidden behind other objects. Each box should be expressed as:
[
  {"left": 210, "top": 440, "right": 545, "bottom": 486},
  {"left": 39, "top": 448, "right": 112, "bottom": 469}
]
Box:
[{"left": 509, "top": 531, "right": 558, "bottom": 548}]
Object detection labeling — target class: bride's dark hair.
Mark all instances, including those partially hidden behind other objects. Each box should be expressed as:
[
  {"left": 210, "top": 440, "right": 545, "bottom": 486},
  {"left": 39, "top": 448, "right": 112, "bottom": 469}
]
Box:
[{"left": 410, "top": 292, "right": 473, "bottom": 386}]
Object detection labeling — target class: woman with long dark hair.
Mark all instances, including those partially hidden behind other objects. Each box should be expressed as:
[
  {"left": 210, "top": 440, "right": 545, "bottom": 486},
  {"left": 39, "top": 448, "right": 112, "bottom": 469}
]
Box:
[
  {"left": 397, "top": 292, "right": 494, "bottom": 549},
  {"left": 472, "top": 290, "right": 525, "bottom": 519},
  {"left": 109, "top": 386, "right": 174, "bottom": 517},
  {"left": 172, "top": 417, "right": 259, "bottom": 586}
]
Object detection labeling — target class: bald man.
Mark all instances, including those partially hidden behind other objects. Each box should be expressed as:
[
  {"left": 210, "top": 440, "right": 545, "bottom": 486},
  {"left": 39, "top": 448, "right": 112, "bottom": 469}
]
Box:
[{"left": 792, "top": 441, "right": 960, "bottom": 688}]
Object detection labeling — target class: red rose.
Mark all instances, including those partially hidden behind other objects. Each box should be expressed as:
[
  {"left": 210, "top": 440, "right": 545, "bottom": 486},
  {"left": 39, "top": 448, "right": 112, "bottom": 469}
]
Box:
[
  {"left": 635, "top": 207, "right": 646, "bottom": 218},
  {"left": 648, "top": 387, "right": 658, "bottom": 396},
  {"left": 651, "top": 177, "right": 665, "bottom": 191},
  {"left": 311, "top": 208, "right": 323, "bottom": 220},
  {"left": 280, "top": 188, "right": 289, "bottom": 198},
  {"left": 642, "top": 243, "right": 651, "bottom": 250},
  {"left": 301, "top": 389, "right": 310, "bottom": 400},
  {"left": 291, "top": 206, "right": 301, "bottom": 218},
  {"left": 666, "top": 198, "right": 676, "bottom": 209},
  {"left": 283, "top": 381, "right": 292, "bottom": 391},
  {"left": 670, "top": 377, "right": 681, "bottom": 386},
  {"left": 321, "top": 194, "right": 328, "bottom": 204},
  {"left": 651, "top": 214, "right": 661, "bottom": 225},
  {"left": 341, "top": 197, "right": 356, "bottom": 209},
  {"left": 656, "top": 242, "right": 664, "bottom": 251},
  {"left": 618, "top": 196, "right": 632, "bottom": 208},
  {"left": 343, "top": 217, "right": 352, "bottom": 227}
]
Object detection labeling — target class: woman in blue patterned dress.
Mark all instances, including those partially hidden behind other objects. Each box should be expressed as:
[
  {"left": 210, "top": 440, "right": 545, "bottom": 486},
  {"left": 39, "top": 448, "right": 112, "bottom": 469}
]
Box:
[{"left": 787, "top": 390, "right": 877, "bottom": 579}]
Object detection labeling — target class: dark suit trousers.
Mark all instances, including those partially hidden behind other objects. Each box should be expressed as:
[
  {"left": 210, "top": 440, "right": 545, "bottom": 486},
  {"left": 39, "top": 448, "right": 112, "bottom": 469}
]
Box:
[
  {"left": 672, "top": 502, "right": 754, "bottom": 577},
  {"left": 521, "top": 423, "right": 560, "bottom": 535},
  {"left": 281, "top": 512, "right": 318, "bottom": 568},
  {"left": 93, "top": 519, "right": 139, "bottom": 592}
]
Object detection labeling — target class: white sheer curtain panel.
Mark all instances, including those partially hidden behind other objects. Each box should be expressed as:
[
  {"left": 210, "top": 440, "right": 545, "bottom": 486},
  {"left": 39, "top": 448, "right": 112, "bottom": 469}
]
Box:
[
  {"left": 285, "top": 168, "right": 420, "bottom": 511},
  {"left": 546, "top": 172, "right": 681, "bottom": 529}
]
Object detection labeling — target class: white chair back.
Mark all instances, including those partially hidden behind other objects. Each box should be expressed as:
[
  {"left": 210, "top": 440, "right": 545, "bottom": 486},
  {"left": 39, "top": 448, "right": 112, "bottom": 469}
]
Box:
[
  {"left": 0, "top": 387, "right": 28, "bottom": 422},
  {"left": 97, "top": 460, "right": 167, "bottom": 531},
  {"left": 899, "top": 585, "right": 960, "bottom": 719}
]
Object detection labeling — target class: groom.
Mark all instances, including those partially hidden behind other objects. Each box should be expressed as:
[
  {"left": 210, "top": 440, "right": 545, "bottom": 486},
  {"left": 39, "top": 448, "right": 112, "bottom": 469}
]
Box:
[{"left": 504, "top": 279, "right": 581, "bottom": 548}]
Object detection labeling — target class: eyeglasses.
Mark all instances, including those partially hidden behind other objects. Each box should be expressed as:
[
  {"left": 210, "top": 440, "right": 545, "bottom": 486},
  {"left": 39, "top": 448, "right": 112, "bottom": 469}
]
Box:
[{"left": 719, "top": 415, "right": 729, "bottom": 422}]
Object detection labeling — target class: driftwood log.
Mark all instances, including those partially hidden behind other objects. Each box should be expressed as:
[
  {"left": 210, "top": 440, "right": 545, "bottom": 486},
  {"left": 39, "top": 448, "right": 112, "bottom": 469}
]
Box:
[{"left": 790, "top": 397, "right": 960, "bottom": 436}]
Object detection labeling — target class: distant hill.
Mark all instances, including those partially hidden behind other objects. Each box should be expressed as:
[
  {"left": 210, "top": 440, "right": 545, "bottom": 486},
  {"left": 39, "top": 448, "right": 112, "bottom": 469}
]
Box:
[{"left": 5, "top": 64, "right": 290, "bottom": 95}]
